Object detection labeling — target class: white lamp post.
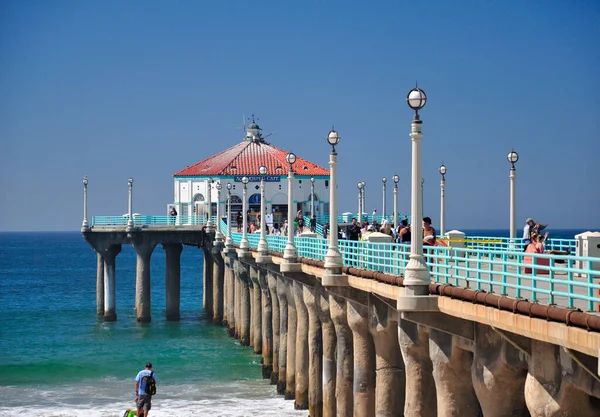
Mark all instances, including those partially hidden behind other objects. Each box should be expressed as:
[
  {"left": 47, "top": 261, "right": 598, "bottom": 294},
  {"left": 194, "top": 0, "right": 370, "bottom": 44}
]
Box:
[
  {"left": 382, "top": 177, "right": 387, "bottom": 222},
  {"left": 439, "top": 165, "right": 447, "bottom": 236},
  {"left": 310, "top": 177, "right": 315, "bottom": 220},
  {"left": 240, "top": 176, "right": 249, "bottom": 251},
  {"left": 360, "top": 181, "right": 366, "bottom": 221},
  {"left": 82, "top": 176, "right": 89, "bottom": 231},
  {"left": 357, "top": 182, "right": 363, "bottom": 224},
  {"left": 393, "top": 174, "right": 399, "bottom": 228},
  {"left": 206, "top": 179, "right": 213, "bottom": 230},
  {"left": 283, "top": 152, "right": 298, "bottom": 264},
  {"left": 215, "top": 182, "right": 223, "bottom": 244},
  {"left": 403, "top": 87, "right": 430, "bottom": 291},
  {"left": 126, "top": 177, "right": 134, "bottom": 232},
  {"left": 508, "top": 150, "right": 519, "bottom": 245},
  {"left": 258, "top": 165, "right": 269, "bottom": 256},
  {"left": 225, "top": 183, "right": 233, "bottom": 248},
  {"left": 324, "top": 128, "right": 343, "bottom": 275}
]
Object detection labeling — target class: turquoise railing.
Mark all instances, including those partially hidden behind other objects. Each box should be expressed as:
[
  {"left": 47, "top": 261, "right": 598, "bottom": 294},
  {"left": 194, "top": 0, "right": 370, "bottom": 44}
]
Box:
[
  {"left": 91, "top": 215, "right": 207, "bottom": 227},
  {"left": 227, "top": 231, "right": 599, "bottom": 311},
  {"left": 315, "top": 213, "right": 410, "bottom": 225}
]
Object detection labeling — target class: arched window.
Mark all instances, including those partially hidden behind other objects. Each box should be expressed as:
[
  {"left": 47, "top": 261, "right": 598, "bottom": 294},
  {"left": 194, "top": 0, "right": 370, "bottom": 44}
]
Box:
[{"left": 193, "top": 193, "right": 205, "bottom": 202}]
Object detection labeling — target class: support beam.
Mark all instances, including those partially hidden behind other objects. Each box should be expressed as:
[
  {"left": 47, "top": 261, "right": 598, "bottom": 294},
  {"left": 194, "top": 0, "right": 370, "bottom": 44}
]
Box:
[
  {"left": 164, "top": 243, "right": 182, "bottom": 321},
  {"left": 402, "top": 311, "right": 474, "bottom": 341}
]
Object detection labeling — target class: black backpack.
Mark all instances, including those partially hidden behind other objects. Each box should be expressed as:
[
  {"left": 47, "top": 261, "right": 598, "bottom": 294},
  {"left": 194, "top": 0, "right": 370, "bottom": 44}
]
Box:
[{"left": 141, "top": 371, "right": 156, "bottom": 396}]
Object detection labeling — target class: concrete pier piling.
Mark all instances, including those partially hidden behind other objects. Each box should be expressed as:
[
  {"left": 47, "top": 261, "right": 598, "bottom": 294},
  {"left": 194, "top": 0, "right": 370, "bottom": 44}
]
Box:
[
  {"left": 429, "top": 329, "right": 481, "bottom": 417},
  {"left": 276, "top": 275, "right": 289, "bottom": 395},
  {"left": 102, "top": 244, "right": 121, "bottom": 322},
  {"left": 96, "top": 253, "right": 104, "bottom": 316},
  {"left": 317, "top": 285, "right": 336, "bottom": 417},
  {"left": 212, "top": 243, "right": 224, "bottom": 324},
  {"left": 329, "top": 294, "right": 354, "bottom": 417},
  {"left": 293, "top": 281, "right": 309, "bottom": 410},
  {"left": 131, "top": 235, "right": 157, "bottom": 323},
  {"left": 267, "top": 270, "right": 280, "bottom": 385},
  {"left": 285, "top": 278, "right": 297, "bottom": 400},
  {"left": 237, "top": 258, "right": 251, "bottom": 347},
  {"left": 303, "top": 283, "right": 323, "bottom": 417},
  {"left": 258, "top": 268, "right": 273, "bottom": 379},
  {"left": 369, "top": 297, "right": 404, "bottom": 417},
  {"left": 348, "top": 300, "right": 376, "bottom": 417},
  {"left": 250, "top": 266, "right": 262, "bottom": 355},
  {"left": 164, "top": 243, "right": 182, "bottom": 321},
  {"left": 202, "top": 247, "right": 214, "bottom": 318},
  {"left": 398, "top": 320, "right": 436, "bottom": 417}
]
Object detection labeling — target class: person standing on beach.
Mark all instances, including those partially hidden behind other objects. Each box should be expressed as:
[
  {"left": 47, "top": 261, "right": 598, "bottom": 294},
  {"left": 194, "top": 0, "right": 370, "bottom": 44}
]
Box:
[{"left": 135, "top": 362, "right": 157, "bottom": 417}]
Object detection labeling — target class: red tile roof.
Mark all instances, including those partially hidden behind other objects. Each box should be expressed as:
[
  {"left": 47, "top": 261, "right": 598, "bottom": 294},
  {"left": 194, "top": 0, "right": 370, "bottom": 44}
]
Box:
[{"left": 173, "top": 140, "right": 329, "bottom": 177}]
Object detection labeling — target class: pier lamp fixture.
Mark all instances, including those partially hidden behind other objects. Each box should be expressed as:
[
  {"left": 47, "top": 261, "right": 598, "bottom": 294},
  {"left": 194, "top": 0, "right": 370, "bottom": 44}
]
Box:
[
  {"left": 126, "top": 177, "right": 134, "bottom": 232},
  {"left": 360, "top": 181, "right": 366, "bottom": 222},
  {"left": 508, "top": 150, "right": 519, "bottom": 244},
  {"left": 283, "top": 152, "right": 298, "bottom": 266},
  {"left": 214, "top": 182, "right": 223, "bottom": 244},
  {"left": 381, "top": 177, "right": 387, "bottom": 222},
  {"left": 81, "top": 176, "right": 89, "bottom": 231},
  {"left": 257, "top": 165, "right": 269, "bottom": 257},
  {"left": 323, "top": 128, "right": 345, "bottom": 284},
  {"left": 240, "top": 176, "right": 250, "bottom": 251},
  {"left": 401, "top": 86, "right": 432, "bottom": 296},
  {"left": 357, "top": 182, "right": 363, "bottom": 224},
  {"left": 206, "top": 178, "right": 214, "bottom": 230},
  {"left": 392, "top": 174, "right": 399, "bottom": 228},
  {"left": 310, "top": 177, "right": 315, "bottom": 220},
  {"left": 439, "top": 164, "right": 447, "bottom": 236},
  {"left": 225, "top": 183, "right": 234, "bottom": 248}
]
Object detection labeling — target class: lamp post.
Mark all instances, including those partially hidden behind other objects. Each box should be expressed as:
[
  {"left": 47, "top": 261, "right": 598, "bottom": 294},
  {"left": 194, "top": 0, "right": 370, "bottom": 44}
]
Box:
[
  {"left": 82, "top": 176, "right": 89, "bottom": 231},
  {"left": 206, "top": 179, "right": 213, "bottom": 230},
  {"left": 126, "top": 177, "right": 134, "bottom": 232},
  {"left": 357, "top": 182, "right": 363, "bottom": 224},
  {"left": 403, "top": 87, "right": 430, "bottom": 291},
  {"left": 382, "top": 177, "right": 387, "bottom": 222},
  {"left": 215, "top": 182, "right": 223, "bottom": 244},
  {"left": 360, "top": 181, "right": 366, "bottom": 222},
  {"left": 393, "top": 174, "right": 399, "bottom": 228},
  {"left": 324, "top": 128, "right": 343, "bottom": 275},
  {"left": 439, "top": 164, "right": 447, "bottom": 236},
  {"left": 258, "top": 166, "right": 269, "bottom": 256},
  {"left": 283, "top": 152, "right": 297, "bottom": 263},
  {"left": 225, "top": 183, "right": 233, "bottom": 248},
  {"left": 508, "top": 150, "right": 519, "bottom": 244},
  {"left": 310, "top": 177, "right": 315, "bottom": 220},
  {"left": 240, "top": 176, "right": 249, "bottom": 251}
]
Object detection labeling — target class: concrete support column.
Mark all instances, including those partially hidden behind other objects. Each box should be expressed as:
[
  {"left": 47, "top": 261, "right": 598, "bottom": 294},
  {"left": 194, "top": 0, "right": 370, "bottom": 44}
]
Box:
[
  {"left": 202, "top": 247, "right": 214, "bottom": 318},
  {"left": 250, "top": 266, "right": 262, "bottom": 355},
  {"left": 276, "top": 275, "right": 289, "bottom": 395},
  {"left": 249, "top": 277, "right": 255, "bottom": 348},
  {"left": 304, "top": 283, "right": 323, "bottom": 417},
  {"left": 471, "top": 324, "right": 528, "bottom": 416},
  {"left": 234, "top": 263, "right": 241, "bottom": 339},
  {"left": 225, "top": 253, "right": 237, "bottom": 332},
  {"left": 258, "top": 268, "right": 273, "bottom": 380},
  {"left": 222, "top": 254, "right": 230, "bottom": 326},
  {"left": 347, "top": 301, "right": 376, "bottom": 417},
  {"left": 329, "top": 295, "right": 353, "bottom": 416},
  {"left": 369, "top": 298, "right": 404, "bottom": 417},
  {"left": 236, "top": 260, "right": 251, "bottom": 346},
  {"left": 285, "top": 278, "right": 297, "bottom": 400},
  {"left": 317, "top": 286, "right": 336, "bottom": 417},
  {"left": 398, "top": 320, "right": 436, "bottom": 417},
  {"left": 163, "top": 243, "right": 182, "bottom": 321},
  {"left": 131, "top": 236, "right": 157, "bottom": 323},
  {"left": 267, "top": 271, "right": 280, "bottom": 385},
  {"left": 211, "top": 244, "right": 224, "bottom": 324},
  {"left": 525, "top": 340, "right": 600, "bottom": 416},
  {"left": 102, "top": 245, "right": 121, "bottom": 322},
  {"left": 96, "top": 252, "right": 104, "bottom": 316},
  {"left": 294, "top": 281, "right": 309, "bottom": 410},
  {"left": 429, "top": 329, "right": 480, "bottom": 417}
]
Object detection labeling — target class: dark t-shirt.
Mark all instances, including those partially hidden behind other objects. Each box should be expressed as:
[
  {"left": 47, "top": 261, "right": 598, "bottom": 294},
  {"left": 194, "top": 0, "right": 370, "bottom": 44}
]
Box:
[{"left": 346, "top": 224, "right": 361, "bottom": 241}]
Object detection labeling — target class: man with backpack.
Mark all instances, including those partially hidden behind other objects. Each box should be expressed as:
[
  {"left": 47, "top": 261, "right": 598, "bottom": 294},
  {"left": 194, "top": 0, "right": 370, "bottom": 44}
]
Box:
[{"left": 135, "top": 362, "right": 157, "bottom": 416}]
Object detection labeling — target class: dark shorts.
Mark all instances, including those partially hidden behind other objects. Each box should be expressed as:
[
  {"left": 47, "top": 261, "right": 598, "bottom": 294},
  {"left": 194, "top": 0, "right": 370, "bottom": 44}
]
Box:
[{"left": 136, "top": 394, "right": 152, "bottom": 411}]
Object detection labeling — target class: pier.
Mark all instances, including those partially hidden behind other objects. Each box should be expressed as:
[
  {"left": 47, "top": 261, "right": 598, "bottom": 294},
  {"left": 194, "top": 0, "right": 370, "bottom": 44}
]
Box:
[{"left": 82, "top": 217, "right": 600, "bottom": 416}]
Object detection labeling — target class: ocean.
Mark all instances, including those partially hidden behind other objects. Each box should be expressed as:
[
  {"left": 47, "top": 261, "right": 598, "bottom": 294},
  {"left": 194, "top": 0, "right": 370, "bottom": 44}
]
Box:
[{"left": 0, "top": 229, "right": 590, "bottom": 416}]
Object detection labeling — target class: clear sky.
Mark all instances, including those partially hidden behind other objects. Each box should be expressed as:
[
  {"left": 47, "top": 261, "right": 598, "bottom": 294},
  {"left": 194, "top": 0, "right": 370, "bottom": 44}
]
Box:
[{"left": 1, "top": 0, "right": 598, "bottom": 232}]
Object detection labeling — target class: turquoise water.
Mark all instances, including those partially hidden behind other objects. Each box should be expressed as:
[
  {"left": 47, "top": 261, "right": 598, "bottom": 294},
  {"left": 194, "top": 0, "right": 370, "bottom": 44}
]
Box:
[{"left": 0, "top": 232, "right": 305, "bottom": 417}]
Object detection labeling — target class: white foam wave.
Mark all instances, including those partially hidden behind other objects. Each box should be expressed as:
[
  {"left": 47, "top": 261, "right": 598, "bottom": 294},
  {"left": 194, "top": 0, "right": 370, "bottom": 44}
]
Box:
[{"left": 0, "top": 379, "right": 308, "bottom": 417}]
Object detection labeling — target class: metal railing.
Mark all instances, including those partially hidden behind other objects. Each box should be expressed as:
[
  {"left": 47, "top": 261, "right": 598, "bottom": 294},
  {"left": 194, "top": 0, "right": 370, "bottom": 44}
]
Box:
[{"left": 227, "top": 231, "right": 599, "bottom": 311}]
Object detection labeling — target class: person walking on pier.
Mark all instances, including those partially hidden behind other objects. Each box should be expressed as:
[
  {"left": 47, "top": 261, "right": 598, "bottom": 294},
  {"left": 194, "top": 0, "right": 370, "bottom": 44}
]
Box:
[
  {"left": 236, "top": 211, "right": 243, "bottom": 232},
  {"left": 310, "top": 215, "right": 317, "bottom": 232},
  {"left": 135, "top": 362, "right": 157, "bottom": 417}
]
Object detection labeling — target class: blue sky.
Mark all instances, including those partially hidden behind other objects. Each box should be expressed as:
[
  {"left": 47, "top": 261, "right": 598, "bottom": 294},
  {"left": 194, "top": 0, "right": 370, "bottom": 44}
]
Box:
[{"left": 1, "top": 0, "right": 598, "bottom": 232}]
